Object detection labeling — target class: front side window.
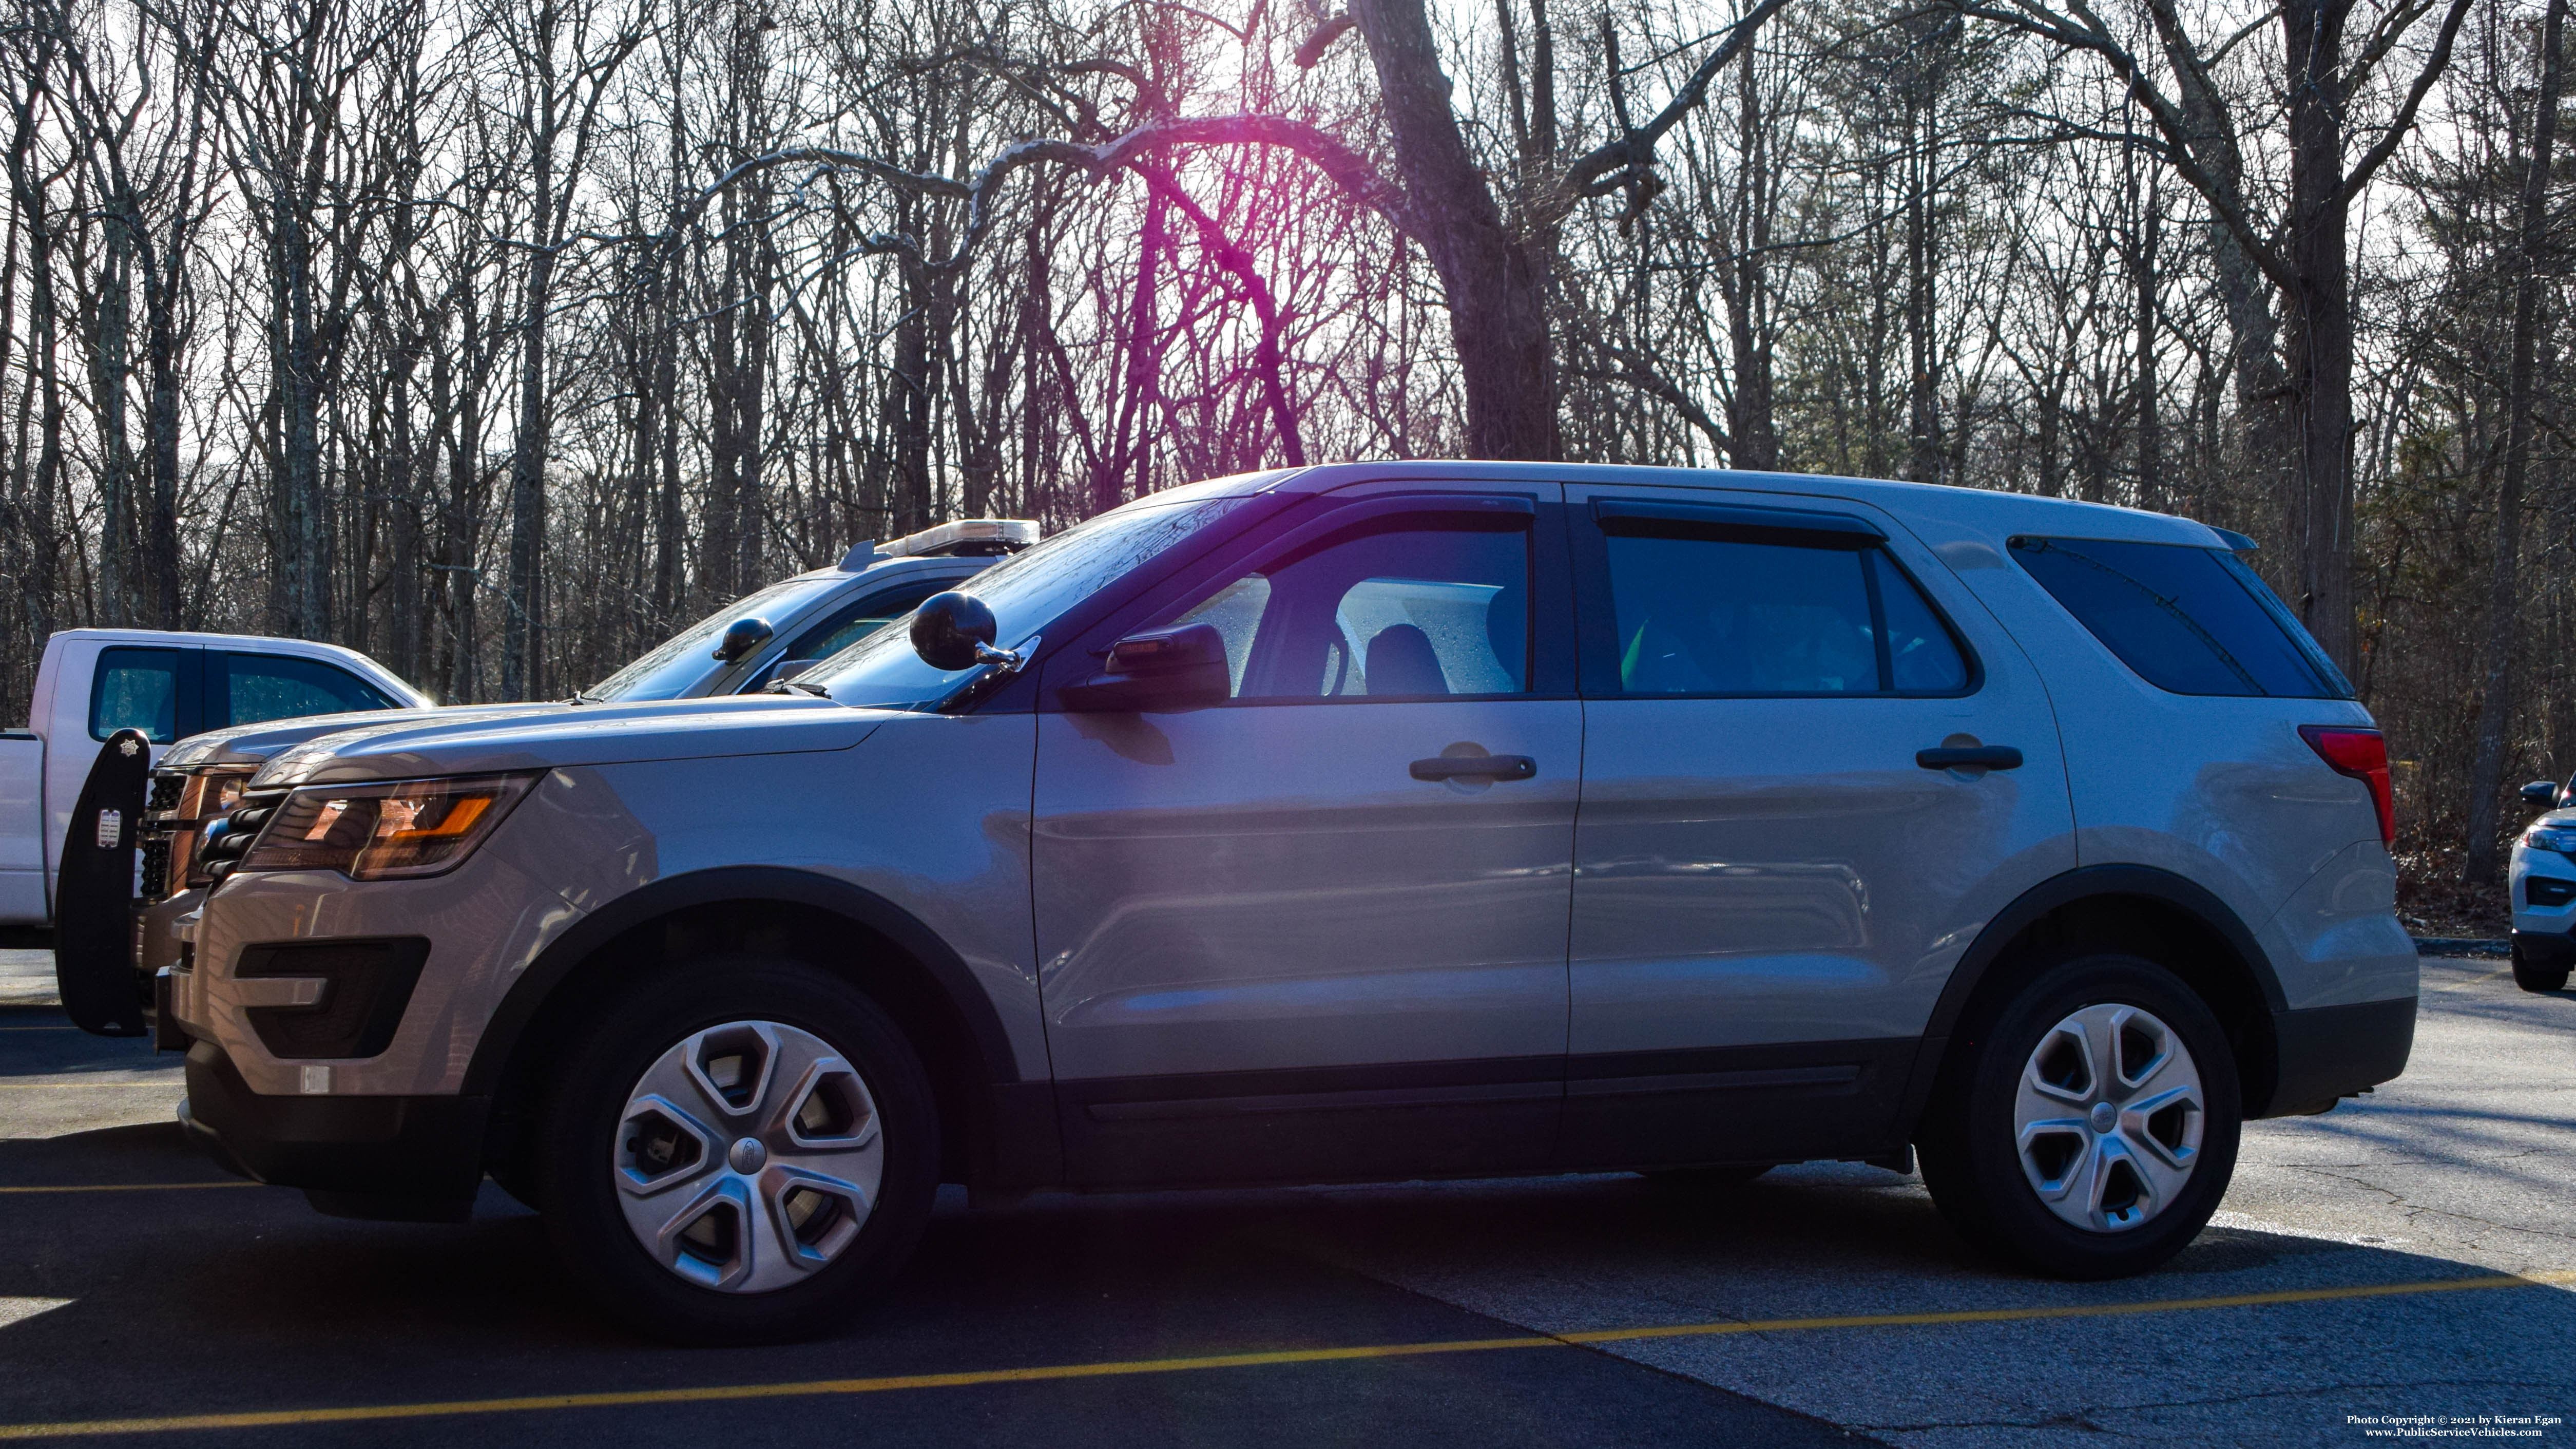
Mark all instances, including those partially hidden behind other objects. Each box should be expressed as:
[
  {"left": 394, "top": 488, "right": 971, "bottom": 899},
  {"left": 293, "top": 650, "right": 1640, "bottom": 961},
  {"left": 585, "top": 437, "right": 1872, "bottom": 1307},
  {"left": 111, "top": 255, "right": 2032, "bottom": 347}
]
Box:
[
  {"left": 1599, "top": 533, "right": 1968, "bottom": 696},
  {"left": 91, "top": 647, "right": 181, "bottom": 741},
  {"left": 1166, "top": 522, "right": 1530, "bottom": 700},
  {"left": 2010, "top": 536, "right": 2352, "bottom": 699},
  {"left": 220, "top": 654, "right": 396, "bottom": 729}
]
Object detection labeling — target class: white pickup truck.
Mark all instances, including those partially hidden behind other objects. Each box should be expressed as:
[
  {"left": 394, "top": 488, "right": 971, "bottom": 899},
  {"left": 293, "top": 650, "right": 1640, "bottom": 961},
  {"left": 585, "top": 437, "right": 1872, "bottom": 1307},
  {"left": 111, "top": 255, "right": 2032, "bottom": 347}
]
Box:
[{"left": 0, "top": 628, "right": 427, "bottom": 927}]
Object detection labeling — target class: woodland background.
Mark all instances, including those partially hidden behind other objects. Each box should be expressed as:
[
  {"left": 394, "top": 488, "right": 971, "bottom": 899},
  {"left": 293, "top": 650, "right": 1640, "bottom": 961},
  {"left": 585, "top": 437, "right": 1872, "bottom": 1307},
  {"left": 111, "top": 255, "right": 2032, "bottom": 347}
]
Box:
[{"left": 0, "top": 0, "right": 2566, "bottom": 923}]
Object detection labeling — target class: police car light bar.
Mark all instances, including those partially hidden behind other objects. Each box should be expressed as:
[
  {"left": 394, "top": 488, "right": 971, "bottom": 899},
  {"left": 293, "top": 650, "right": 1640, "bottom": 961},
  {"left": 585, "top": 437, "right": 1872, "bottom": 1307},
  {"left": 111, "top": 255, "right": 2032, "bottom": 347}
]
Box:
[{"left": 838, "top": 518, "right": 1040, "bottom": 570}]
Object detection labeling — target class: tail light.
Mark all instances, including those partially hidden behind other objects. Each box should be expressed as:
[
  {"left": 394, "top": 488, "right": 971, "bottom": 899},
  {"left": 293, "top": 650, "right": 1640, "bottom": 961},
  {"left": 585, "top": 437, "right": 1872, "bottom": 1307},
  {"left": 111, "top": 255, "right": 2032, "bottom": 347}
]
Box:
[{"left": 2300, "top": 726, "right": 2394, "bottom": 848}]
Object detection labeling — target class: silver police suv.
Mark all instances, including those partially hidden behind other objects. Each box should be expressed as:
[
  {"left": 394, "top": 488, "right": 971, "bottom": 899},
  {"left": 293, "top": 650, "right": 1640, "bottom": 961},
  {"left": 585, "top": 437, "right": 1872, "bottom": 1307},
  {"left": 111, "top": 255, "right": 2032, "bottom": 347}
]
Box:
[{"left": 162, "top": 464, "right": 2415, "bottom": 1342}]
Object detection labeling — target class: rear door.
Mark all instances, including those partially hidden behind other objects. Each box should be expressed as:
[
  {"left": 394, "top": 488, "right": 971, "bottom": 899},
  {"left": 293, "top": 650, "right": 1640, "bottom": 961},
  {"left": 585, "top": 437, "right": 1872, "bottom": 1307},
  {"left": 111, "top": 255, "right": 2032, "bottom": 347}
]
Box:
[
  {"left": 1559, "top": 484, "right": 2074, "bottom": 1169},
  {"left": 1032, "top": 483, "right": 1581, "bottom": 1187}
]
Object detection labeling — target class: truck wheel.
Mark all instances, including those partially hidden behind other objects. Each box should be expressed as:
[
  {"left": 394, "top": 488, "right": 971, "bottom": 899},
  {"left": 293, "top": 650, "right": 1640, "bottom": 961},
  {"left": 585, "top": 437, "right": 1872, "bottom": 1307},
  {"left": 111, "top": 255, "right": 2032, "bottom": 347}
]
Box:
[
  {"left": 2511, "top": 942, "right": 2571, "bottom": 993},
  {"left": 533, "top": 957, "right": 940, "bottom": 1344},
  {"left": 1917, "top": 953, "right": 2240, "bottom": 1280}
]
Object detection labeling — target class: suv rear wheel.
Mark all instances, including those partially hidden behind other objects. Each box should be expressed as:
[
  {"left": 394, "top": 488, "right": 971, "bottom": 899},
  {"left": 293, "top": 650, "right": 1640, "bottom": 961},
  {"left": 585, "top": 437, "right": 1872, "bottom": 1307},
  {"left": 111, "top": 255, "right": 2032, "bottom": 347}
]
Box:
[
  {"left": 1918, "top": 952, "right": 2240, "bottom": 1279},
  {"left": 533, "top": 957, "right": 940, "bottom": 1343}
]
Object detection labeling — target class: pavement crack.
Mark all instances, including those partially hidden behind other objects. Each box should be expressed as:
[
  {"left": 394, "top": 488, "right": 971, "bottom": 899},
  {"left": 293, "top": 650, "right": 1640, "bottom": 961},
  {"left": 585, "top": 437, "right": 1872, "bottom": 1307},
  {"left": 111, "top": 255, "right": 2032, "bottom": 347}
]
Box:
[{"left": 2293, "top": 1165, "right": 2576, "bottom": 1247}]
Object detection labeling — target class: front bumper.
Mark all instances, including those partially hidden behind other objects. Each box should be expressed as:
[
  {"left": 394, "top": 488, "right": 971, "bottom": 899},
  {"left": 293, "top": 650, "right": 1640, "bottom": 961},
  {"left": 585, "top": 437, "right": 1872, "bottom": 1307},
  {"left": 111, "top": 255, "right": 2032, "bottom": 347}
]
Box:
[
  {"left": 2511, "top": 929, "right": 2576, "bottom": 975},
  {"left": 180, "top": 1037, "right": 488, "bottom": 1214},
  {"left": 2263, "top": 996, "right": 2416, "bottom": 1116}
]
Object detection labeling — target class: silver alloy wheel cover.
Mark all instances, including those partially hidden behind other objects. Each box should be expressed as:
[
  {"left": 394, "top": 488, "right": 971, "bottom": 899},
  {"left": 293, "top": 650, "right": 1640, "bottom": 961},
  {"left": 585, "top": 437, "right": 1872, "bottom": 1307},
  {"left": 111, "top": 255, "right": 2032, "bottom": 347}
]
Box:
[
  {"left": 611, "top": 1019, "right": 885, "bottom": 1292},
  {"left": 2012, "top": 1002, "right": 2205, "bottom": 1233}
]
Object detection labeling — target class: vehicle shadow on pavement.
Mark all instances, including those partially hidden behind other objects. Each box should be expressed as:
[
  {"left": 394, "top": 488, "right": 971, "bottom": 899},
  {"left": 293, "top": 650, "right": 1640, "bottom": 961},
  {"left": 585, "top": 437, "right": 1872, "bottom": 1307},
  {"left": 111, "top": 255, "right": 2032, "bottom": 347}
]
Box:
[
  {"left": 2, "top": 1128, "right": 1901, "bottom": 1446},
  {"left": 9, "top": 1126, "right": 2573, "bottom": 1446}
]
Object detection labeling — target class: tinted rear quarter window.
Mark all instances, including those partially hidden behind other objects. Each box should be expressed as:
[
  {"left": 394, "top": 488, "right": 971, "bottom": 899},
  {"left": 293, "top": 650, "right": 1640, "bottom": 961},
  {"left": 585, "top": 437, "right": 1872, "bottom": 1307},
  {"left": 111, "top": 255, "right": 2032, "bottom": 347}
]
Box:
[{"left": 2010, "top": 537, "right": 2351, "bottom": 698}]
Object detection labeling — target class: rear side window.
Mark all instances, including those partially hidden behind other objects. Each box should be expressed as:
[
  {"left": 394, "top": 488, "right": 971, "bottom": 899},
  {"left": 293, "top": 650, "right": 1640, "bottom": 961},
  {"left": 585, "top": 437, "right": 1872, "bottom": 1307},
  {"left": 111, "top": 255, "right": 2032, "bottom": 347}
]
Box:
[
  {"left": 2009, "top": 537, "right": 2352, "bottom": 699},
  {"left": 91, "top": 648, "right": 181, "bottom": 741},
  {"left": 1595, "top": 531, "right": 1970, "bottom": 696},
  {"left": 218, "top": 654, "right": 396, "bottom": 729}
]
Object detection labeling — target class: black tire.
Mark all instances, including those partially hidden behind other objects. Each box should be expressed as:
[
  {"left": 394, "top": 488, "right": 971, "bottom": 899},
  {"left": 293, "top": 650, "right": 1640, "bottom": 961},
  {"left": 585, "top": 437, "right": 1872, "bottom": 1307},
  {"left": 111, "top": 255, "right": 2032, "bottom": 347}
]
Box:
[
  {"left": 1917, "top": 952, "right": 2240, "bottom": 1280},
  {"left": 533, "top": 956, "right": 940, "bottom": 1344},
  {"left": 2511, "top": 942, "right": 2571, "bottom": 993}
]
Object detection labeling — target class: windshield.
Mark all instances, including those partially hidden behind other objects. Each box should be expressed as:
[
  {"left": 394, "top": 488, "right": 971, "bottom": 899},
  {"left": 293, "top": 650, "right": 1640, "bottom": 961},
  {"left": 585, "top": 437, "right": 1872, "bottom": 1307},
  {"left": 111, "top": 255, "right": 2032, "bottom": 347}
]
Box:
[
  {"left": 588, "top": 576, "right": 844, "bottom": 701},
  {"left": 804, "top": 495, "right": 1268, "bottom": 709}
]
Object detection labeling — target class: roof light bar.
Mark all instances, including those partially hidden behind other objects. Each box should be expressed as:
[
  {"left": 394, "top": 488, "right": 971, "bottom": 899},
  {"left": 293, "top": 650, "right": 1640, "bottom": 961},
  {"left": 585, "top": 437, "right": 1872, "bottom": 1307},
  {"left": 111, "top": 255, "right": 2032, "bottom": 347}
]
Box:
[{"left": 837, "top": 518, "right": 1040, "bottom": 570}]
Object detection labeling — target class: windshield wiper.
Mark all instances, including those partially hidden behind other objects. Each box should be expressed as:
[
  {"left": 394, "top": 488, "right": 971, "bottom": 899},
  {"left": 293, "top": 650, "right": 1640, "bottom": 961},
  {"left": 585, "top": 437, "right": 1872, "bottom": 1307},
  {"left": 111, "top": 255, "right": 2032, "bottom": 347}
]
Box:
[{"left": 768, "top": 677, "right": 831, "bottom": 698}]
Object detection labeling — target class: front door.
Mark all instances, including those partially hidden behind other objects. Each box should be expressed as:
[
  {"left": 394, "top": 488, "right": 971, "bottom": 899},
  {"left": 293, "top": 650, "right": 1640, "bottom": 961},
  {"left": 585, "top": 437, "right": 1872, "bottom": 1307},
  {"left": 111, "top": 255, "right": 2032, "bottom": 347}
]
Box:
[
  {"left": 1558, "top": 484, "right": 2075, "bottom": 1169},
  {"left": 1033, "top": 486, "right": 1580, "bottom": 1187}
]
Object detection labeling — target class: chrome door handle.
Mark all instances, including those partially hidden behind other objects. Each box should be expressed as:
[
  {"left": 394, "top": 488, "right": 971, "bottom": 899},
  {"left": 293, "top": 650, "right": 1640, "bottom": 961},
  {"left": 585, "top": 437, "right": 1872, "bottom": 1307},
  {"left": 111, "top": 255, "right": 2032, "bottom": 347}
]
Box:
[
  {"left": 1411, "top": 755, "right": 1538, "bottom": 782},
  {"left": 1917, "top": 745, "right": 2023, "bottom": 771}
]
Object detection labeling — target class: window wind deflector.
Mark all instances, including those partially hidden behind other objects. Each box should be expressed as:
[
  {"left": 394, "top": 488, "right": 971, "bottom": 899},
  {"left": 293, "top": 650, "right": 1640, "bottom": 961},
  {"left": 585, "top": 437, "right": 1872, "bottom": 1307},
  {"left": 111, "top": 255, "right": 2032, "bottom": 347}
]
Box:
[
  {"left": 1344, "top": 493, "right": 1536, "bottom": 528},
  {"left": 1592, "top": 498, "right": 1883, "bottom": 549}
]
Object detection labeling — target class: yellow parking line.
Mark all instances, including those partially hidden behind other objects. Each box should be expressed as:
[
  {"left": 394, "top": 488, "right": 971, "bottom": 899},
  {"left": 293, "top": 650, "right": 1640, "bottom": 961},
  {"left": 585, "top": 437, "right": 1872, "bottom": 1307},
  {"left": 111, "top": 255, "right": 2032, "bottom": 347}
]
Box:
[
  {"left": 0, "top": 1182, "right": 254, "bottom": 1195},
  {"left": 2, "top": 1267, "right": 2569, "bottom": 1439}
]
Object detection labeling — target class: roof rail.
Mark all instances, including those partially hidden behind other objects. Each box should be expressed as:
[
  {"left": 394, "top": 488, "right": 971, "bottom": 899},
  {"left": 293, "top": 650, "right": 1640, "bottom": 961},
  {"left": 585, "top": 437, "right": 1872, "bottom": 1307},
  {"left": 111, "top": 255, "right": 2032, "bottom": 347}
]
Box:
[{"left": 838, "top": 518, "right": 1040, "bottom": 571}]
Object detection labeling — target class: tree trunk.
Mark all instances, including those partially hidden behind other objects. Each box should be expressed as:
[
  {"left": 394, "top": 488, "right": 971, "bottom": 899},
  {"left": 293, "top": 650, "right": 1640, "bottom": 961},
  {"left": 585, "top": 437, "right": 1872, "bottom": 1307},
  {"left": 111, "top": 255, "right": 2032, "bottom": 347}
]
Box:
[
  {"left": 1099, "top": 188, "right": 1163, "bottom": 515},
  {"left": 1904, "top": 64, "right": 1941, "bottom": 485},
  {"left": 1350, "top": 0, "right": 1562, "bottom": 459},
  {"left": 1725, "top": 52, "right": 1778, "bottom": 470},
  {"left": 387, "top": 331, "right": 421, "bottom": 684},
  {"left": 504, "top": 225, "right": 553, "bottom": 698},
  {"left": 2282, "top": 0, "right": 2358, "bottom": 671},
  {"left": 89, "top": 203, "right": 133, "bottom": 626},
  {"left": 2465, "top": 0, "right": 2566, "bottom": 885},
  {"left": 266, "top": 192, "right": 325, "bottom": 639},
  {"left": 142, "top": 240, "right": 184, "bottom": 627},
  {"left": 2133, "top": 181, "right": 2160, "bottom": 511}
]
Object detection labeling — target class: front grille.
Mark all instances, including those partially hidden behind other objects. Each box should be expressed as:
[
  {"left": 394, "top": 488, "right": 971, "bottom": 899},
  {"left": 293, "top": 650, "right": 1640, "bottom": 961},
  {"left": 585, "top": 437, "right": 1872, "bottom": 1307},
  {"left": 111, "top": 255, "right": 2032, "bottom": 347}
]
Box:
[
  {"left": 147, "top": 772, "right": 185, "bottom": 812},
  {"left": 139, "top": 833, "right": 175, "bottom": 902},
  {"left": 201, "top": 786, "right": 292, "bottom": 883}
]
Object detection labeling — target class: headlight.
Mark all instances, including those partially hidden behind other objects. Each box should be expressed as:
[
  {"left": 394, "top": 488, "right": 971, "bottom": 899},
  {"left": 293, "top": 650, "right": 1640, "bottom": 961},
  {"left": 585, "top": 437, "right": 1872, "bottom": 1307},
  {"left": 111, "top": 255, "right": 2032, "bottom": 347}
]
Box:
[
  {"left": 236, "top": 774, "right": 536, "bottom": 881},
  {"left": 2525, "top": 826, "right": 2576, "bottom": 856}
]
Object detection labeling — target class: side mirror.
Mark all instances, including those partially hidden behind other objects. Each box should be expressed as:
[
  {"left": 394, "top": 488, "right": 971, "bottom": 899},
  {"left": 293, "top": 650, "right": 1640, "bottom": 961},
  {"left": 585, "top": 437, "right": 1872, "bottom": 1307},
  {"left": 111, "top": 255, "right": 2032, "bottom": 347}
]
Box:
[
  {"left": 1059, "top": 623, "right": 1231, "bottom": 713},
  {"left": 712, "top": 616, "right": 773, "bottom": 663},
  {"left": 2523, "top": 780, "right": 2564, "bottom": 811},
  {"left": 911, "top": 591, "right": 999, "bottom": 671}
]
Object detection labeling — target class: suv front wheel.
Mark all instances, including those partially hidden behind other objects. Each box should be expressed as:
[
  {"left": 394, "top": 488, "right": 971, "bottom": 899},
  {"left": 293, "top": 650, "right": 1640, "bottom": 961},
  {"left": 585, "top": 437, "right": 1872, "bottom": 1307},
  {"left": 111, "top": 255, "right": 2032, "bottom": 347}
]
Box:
[
  {"left": 1918, "top": 953, "right": 2241, "bottom": 1279},
  {"left": 533, "top": 957, "right": 941, "bottom": 1343}
]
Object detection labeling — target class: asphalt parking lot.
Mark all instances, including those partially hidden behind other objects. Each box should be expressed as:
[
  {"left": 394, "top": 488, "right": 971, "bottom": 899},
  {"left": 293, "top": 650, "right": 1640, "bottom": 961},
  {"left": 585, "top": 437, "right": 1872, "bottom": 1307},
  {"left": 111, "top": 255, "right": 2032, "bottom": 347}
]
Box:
[{"left": 1, "top": 946, "right": 2568, "bottom": 1447}]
